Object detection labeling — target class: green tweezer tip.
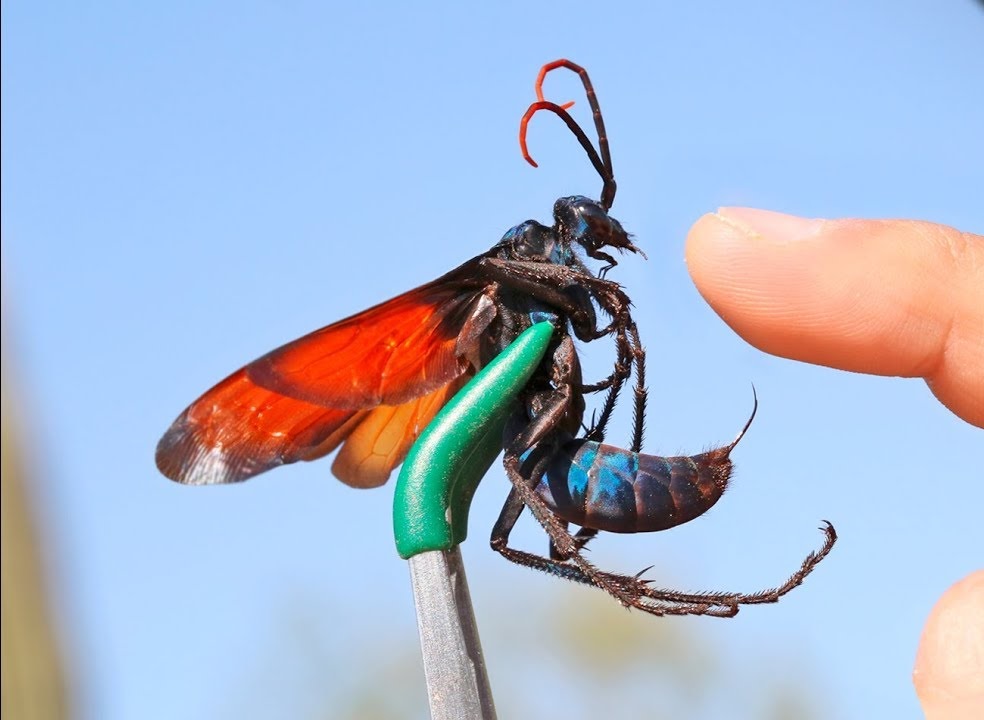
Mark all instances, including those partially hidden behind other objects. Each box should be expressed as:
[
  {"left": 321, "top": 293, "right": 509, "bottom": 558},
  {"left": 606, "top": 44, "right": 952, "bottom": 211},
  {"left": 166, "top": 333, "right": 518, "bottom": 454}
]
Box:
[{"left": 393, "top": 321, "right": 554, "bottom": 559}]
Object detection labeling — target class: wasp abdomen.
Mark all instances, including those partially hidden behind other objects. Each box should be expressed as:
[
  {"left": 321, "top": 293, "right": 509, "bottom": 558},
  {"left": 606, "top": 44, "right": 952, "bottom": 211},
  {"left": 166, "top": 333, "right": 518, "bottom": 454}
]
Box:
[{"left": 537, "top": 440, "right": 736, "bottom": 533}]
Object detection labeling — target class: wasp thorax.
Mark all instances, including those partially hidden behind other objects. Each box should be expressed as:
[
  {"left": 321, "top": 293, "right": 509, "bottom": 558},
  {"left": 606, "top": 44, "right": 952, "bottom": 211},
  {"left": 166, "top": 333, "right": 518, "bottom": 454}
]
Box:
[{"left": 498, "top": 220, "right": 558, "bottom": 262}]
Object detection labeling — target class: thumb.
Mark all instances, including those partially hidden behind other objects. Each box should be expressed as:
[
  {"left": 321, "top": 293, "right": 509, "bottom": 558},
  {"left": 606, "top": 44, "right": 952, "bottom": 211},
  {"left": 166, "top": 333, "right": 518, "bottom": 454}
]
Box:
[{"left": 913, "top": 571, "right": 984, "bottom": 719}]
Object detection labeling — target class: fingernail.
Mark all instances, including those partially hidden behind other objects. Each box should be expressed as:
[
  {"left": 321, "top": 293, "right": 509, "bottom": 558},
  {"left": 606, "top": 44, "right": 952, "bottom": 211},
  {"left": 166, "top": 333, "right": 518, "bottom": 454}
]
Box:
[{"left": 716, "top": 207, "right": 825, "bottom": 242}]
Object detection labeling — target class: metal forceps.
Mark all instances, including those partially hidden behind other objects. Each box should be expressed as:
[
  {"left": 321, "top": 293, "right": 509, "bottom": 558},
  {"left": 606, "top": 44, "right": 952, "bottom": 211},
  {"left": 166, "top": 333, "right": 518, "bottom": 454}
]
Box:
[{"left": 392, "top": 322, "right": 554, "bottom": 720}]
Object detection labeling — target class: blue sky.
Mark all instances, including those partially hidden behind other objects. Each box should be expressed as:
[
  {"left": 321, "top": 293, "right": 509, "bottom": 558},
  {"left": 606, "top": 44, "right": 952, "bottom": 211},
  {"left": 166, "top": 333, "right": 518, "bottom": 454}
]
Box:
[{"left": 3, "top": 2, "right": 982, "bottom": 718}]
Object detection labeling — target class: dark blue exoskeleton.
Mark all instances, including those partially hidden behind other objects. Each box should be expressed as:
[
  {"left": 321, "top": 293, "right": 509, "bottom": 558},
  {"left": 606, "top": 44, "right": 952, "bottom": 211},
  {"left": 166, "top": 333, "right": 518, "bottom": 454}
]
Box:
[
  {"left": 537, "top": 396, "right": 756, "bottom": 534},
  {"left": 484, "top": 60, "right": 835, "bottom": 617}
]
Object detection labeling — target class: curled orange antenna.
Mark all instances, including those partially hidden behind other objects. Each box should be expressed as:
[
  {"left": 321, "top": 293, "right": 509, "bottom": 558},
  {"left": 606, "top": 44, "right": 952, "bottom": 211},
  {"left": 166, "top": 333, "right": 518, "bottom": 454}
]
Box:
[{"left": 518, "top": 59, "right": 616, "bottom": 210}]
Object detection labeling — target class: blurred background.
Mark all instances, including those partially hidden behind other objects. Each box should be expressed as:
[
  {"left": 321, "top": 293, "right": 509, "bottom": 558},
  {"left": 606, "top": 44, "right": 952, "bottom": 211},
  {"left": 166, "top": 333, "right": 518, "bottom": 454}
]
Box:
[{"left": 3, "top": 2, "right": 981, "bottom": 718}]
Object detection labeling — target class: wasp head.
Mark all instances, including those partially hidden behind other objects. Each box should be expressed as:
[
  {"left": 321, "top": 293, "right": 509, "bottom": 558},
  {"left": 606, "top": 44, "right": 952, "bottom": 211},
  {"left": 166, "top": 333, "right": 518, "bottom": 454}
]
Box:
[{"left": 554, "top": 196, "right": 644, "bottom": 276}]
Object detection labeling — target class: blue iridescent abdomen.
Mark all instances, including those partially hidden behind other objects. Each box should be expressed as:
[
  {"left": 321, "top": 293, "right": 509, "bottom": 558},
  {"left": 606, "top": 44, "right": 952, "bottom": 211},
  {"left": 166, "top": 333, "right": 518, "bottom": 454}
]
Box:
[{"left": 536, "top": 439, "right": 735, "bottom": 533}]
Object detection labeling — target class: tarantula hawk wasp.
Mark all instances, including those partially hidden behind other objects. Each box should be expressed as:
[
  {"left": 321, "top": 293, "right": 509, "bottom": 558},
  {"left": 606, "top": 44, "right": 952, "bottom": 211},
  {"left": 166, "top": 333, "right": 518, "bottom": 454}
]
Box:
[{"left": 156, "top": 59, "right": 836, "bottom": 617}]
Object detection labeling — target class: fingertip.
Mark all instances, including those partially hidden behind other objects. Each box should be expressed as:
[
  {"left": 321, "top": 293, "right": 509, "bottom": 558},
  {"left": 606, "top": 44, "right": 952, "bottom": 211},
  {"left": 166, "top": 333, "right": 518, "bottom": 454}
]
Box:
[
  {"left": 685, "top": 209, "right": 864, "bottom": 369},
  {"left": 685, "top": 209, "right": 828, "bottom": 308},
  {"left": 685, "top": 211, "right": 984, "bottom": 426},
  {"left": 684, "top": 212, "right": 755, "bottom": 301},
  {"left": 914, "top": 570, "right": 984, "bottom": 719}
]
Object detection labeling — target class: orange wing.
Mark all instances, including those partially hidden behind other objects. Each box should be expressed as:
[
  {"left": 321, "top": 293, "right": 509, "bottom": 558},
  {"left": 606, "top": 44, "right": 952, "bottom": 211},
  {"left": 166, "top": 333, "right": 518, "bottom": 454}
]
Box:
[
  {"left": 156, "top": 274, "right": 495, "bottom": 487},
  {"left": 330, "top": 374, "right": 468, "bottom": 487},
  {"left": 248, "top": 275, "right": 495, "bottom": 407}
]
